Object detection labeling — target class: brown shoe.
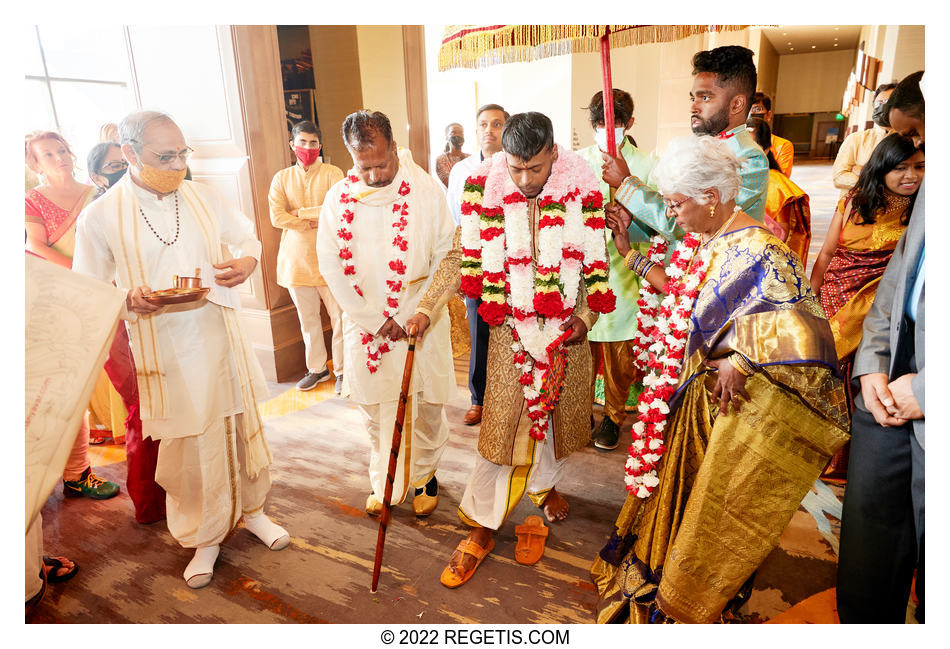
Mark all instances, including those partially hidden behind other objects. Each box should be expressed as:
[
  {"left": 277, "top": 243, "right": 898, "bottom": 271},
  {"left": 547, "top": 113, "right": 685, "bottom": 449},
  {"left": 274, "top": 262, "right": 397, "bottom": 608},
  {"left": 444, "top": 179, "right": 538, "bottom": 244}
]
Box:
[{"left": 463, "top": 405, "right": 483, "bottom": 426}]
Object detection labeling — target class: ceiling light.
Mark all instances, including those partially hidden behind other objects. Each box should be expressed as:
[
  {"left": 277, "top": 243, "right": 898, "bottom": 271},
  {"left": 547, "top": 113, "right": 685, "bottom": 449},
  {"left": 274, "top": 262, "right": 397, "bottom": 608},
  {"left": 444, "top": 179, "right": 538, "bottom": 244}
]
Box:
[
  {"left": 812, "top": 45, "right": 816, "bottom": 49},
  {"left": 790, "top": 47, "right": 795, "bottom": 51},
  {"left": 834, "top": 27, "right": 839, "bottom": 30},
  {"left": 834, "top": 43, "right": 838, "bottom": 46},
  {"left": 788, "top": 42, "right": 792, "bottom": 45}
]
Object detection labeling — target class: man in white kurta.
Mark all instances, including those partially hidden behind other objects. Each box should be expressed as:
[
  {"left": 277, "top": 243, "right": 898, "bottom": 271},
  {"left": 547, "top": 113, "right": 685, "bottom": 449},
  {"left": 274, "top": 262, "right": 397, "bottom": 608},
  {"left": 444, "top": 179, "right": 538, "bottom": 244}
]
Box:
[
  {"left": 317, "top": 110, "right": 456, "bottom": 516},
  {"left": 72, "top": 111, "right": 289, "bottom": 589}
]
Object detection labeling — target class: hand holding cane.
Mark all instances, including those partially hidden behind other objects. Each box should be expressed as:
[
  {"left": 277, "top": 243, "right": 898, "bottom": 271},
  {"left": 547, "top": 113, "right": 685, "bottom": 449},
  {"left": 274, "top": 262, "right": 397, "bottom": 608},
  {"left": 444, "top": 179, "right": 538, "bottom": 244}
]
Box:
[{"left": 370, "top": 323, "right": 418, "bottom": 592}]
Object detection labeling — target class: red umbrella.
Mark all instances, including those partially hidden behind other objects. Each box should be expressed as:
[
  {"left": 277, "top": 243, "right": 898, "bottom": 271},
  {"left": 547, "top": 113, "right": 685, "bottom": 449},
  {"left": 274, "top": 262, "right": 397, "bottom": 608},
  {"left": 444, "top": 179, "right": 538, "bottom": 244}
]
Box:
[{"left": 439, "top": 25, "right": 748, "bottom": 157}]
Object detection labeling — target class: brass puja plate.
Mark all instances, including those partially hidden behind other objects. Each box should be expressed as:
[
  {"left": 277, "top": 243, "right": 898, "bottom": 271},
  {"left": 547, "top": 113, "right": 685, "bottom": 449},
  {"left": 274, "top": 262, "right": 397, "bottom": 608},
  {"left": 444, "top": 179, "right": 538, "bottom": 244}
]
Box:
[{"left": 142, "top": 287, "right": 210, "bottom": 306}]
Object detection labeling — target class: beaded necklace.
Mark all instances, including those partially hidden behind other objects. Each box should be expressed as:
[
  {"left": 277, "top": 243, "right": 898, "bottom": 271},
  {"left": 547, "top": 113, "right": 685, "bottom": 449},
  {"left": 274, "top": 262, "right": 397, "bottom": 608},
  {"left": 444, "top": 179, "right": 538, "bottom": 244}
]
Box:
[{"left": 139, "top": 191, "right": 181, "bottom": 246}]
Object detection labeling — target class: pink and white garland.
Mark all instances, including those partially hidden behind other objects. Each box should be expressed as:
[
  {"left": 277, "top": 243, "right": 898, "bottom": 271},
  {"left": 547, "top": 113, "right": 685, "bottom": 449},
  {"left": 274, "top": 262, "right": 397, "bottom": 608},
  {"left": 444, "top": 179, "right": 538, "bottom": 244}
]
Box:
[
  {"left": 459, "top": 147, "right": 615, "bottom": 440},
  {"left": 337, "top": 175, "right": 412, "bottom": 374},
  {"left": 625, "top": 232, "right": 712, "bottom": 498}
]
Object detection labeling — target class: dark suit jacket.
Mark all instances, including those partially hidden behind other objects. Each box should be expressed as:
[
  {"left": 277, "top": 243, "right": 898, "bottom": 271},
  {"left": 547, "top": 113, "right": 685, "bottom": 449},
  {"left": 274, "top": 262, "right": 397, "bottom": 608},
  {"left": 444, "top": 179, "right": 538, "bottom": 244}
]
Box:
[{"left": 853, "top": 182, "right": 925, "bottom": 447}]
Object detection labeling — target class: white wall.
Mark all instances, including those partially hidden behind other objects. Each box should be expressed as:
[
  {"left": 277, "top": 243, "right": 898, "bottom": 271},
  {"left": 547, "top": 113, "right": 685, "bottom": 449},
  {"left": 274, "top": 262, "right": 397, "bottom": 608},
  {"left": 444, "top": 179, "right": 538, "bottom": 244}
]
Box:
[{"left": 356, "top": 26, "right": 410, "bottom": 149}]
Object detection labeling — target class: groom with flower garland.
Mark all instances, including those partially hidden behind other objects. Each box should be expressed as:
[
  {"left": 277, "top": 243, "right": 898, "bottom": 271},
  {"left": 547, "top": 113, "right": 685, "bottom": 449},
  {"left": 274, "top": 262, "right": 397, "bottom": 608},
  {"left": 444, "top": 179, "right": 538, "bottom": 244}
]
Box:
[
  {"left": 317, "top": 110, "right": 457, "bottom": 517},
  {"left": 408, "top": 112, "right": 615, "bottom": 587}
]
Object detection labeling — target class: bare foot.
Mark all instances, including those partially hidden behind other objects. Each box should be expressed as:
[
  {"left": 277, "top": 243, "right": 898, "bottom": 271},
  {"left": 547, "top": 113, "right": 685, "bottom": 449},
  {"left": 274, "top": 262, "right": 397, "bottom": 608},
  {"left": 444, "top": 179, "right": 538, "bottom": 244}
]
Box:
[
  {"left": 446, "top": 527, "right": 493, "bottom": 579},
  {"left": 542, "top": 488, "right": 569, "bottom": 522}
]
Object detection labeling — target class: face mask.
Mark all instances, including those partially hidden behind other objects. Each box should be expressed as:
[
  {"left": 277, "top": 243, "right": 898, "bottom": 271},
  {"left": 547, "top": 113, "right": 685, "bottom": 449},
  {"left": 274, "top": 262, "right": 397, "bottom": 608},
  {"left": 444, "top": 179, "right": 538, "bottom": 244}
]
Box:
[
  {"left": 100, "top": 168, "right": 127, "bottom": 188},
  {"left": 594, "top": 127, "right": 626, "bottom": 152},
  {"left": 872, "top": 103, "right": 888, "bottom": 127},
  {"left": 449, "top": 135, "right": 464, "bottom": 148},
  {"left": 295, "top": 145, "right": 321, "bottom": 167},
  {"left": 139, "top": 163, "right": 187, "bottom": 194}
]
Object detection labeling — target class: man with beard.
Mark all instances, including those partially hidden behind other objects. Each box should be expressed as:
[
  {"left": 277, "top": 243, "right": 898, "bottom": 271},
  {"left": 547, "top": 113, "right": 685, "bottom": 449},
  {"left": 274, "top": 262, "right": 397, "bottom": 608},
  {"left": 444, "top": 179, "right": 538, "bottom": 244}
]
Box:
[
  {"left": 832, "top": 83, "right": 895, "bottom": 199},
  {"left": 407, "top": 112, "right": 615, "bottom": 588},
  {"left": 602, "top": 45, "right": 768, "bottom": 237},
  {"left": 444, "top": 104, "right": 509, "bottom": 426}
]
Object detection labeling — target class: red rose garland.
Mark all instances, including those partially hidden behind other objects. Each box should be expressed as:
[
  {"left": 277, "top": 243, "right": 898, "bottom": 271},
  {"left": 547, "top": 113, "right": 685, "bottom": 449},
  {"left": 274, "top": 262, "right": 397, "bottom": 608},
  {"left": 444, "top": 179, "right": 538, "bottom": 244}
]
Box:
[
  {"left": 625, "top": 232, "right": 712, "bottom": 498},
  {"left": 337, "top": 175, "right": 411, "bottom": 374},
  {"left": 458, "top": 147, "right": 615, "bottom": 440}
]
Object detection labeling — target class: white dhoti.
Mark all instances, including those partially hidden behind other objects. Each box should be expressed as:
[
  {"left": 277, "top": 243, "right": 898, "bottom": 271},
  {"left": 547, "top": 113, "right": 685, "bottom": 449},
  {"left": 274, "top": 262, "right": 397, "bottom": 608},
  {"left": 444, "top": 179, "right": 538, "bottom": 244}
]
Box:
[
  {"left": 155, "top": 414, "right": 271, "bottom": 548},
  {"left": 25, "top": 515, "right": 44, "bottom": 602},
  {"left": 457, "top": 426, "right": 568, "bottom": 530},
  {"left": 358, "top": 396, "right": 449, "bottom": 505}
]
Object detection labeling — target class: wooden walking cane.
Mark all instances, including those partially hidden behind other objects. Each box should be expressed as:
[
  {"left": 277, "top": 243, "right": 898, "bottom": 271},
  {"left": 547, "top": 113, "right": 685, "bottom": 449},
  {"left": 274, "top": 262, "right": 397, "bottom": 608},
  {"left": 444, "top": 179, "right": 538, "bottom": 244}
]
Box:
[{"left": 370, "top": 324, "right": 418, "bottom": 592}]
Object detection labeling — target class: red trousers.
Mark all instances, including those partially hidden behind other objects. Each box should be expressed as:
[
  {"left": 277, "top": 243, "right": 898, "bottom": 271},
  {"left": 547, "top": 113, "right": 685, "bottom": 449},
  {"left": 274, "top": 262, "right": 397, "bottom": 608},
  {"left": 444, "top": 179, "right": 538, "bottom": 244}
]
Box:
[{"left": 103, "top": 324, "right": 166, "bottom": 524}]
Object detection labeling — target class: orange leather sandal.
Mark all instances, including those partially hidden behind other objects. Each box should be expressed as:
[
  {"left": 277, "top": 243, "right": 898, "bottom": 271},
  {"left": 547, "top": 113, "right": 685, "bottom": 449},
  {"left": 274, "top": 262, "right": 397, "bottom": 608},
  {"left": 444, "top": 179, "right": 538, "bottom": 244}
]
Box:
[
  {"left": 440, "top": 537, "right": 495, "bottom": 588},
  {"left": 514, "top": 515, "right": 548, "bottom": 565}
]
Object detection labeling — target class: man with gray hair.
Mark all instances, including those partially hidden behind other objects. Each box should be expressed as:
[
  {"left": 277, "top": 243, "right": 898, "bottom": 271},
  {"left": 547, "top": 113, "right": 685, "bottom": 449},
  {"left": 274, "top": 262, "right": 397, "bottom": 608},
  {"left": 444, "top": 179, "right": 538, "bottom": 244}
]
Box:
[
  {"left": 72, "top": 110, "right": 290, "bottom": 589},
  {"left": 317, "top": 110, "right": 456, "bottom": 518}
]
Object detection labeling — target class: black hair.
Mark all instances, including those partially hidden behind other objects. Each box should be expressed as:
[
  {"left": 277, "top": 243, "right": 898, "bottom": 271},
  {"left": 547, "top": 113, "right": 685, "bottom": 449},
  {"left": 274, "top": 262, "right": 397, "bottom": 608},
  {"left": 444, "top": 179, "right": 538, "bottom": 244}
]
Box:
[
  {"left": 476, "top": 103, "right": 510, "bottom": 121},
  {"left": 86, "top": 141, "right": 119, "bottom": 176},
  {"left": 874, "top": 82, "right": 897, "bottom": 102},
  {"left": 692, "top": 45, "right": 757, "bottom": 110},
  {"left": 750, "top": 91, "right": 771, "bottom": 112},
  {"left": 585, "top": 88, "right": 634, "bottom": 127},
  {"left": 341, "top": 110, "right": 393, "bottom": 151},
  {"left": 886, "top": 71, "right": 924, "bottom": 121},
  {"left": 291, "top": 119, "right": 321, "bottom": 142},
  {"left": 850, "top": 133, "right": 923, "bottom": 225},
  {"left": 501, "top": 112, "right": 554, "bottom": 160},
  {"left": 745, "top": 117, "right": 782, "bottom": 173}
]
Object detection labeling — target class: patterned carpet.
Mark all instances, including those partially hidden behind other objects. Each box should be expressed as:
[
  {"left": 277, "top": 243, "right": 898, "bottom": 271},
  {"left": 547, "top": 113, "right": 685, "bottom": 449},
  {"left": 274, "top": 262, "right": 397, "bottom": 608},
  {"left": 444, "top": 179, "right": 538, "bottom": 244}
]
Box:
[{"left": 31, "top": 164, "right": 864, "bottom": 624}]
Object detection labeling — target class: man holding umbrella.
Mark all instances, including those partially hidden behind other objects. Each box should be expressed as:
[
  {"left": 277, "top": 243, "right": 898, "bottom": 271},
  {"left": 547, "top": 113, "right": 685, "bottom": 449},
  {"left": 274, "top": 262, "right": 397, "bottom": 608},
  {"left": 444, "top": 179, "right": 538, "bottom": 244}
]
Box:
[{"left": 602, "top": 45, "right": 768, "bottom": 235}]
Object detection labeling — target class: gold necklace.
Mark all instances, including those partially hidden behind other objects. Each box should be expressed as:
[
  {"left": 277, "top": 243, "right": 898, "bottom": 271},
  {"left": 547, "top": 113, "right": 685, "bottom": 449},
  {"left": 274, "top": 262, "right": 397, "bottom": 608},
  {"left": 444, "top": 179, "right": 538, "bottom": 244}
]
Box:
[{"left": 700, "top": 207, "right": 740, "bottom": 247}]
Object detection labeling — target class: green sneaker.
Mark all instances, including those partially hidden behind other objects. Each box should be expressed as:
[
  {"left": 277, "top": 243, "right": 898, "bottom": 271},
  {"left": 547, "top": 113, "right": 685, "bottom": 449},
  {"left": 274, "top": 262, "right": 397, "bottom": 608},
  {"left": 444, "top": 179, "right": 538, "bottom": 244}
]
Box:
[{"left": 63, "top": 468, "right": 120, "bottom": 500}]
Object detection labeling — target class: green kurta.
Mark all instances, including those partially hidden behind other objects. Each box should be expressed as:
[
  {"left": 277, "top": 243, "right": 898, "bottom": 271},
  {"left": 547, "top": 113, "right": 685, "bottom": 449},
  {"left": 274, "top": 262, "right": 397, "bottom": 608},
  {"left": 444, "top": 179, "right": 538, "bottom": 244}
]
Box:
[{"left": 577, "top": 138, "right": 656, "bottom": 343}]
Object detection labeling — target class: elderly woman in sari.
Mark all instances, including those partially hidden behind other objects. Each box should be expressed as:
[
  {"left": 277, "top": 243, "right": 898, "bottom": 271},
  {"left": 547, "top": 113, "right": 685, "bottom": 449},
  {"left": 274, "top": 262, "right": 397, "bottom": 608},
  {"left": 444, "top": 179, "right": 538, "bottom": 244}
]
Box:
[
  {"left": 591, "top": 135, "right": 849, "bottom": 624},
  {"left": 810, "top": 133, "right": 924, "bottom": 480}
]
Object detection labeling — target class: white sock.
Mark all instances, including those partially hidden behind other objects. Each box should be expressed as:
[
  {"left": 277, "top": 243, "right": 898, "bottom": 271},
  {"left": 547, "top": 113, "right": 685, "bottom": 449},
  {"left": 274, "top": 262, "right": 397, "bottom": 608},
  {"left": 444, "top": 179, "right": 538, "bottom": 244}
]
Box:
[
  {"left": 183, "top": 545, "right": 220, "bottom": 589},
  {"left": 243, "top": 513, "right": 290, "bottom": 550}
]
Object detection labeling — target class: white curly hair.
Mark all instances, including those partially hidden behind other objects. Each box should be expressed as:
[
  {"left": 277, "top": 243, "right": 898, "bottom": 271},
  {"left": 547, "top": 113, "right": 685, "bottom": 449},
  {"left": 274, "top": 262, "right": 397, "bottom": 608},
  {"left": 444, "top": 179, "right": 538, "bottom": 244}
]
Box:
[{"left": 650, "top": 135, "right": 742, "bottom": 205}]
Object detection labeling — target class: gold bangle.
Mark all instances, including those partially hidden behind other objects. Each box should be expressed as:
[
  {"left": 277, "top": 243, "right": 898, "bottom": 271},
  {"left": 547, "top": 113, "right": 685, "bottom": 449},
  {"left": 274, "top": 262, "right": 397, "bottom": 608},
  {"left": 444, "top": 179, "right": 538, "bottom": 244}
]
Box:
[
  {"left": 623, "top": 249, "right": 638, "bottom": 271},
  {"left": 728, "top": 353, "right": 756, "bottom": 377}
]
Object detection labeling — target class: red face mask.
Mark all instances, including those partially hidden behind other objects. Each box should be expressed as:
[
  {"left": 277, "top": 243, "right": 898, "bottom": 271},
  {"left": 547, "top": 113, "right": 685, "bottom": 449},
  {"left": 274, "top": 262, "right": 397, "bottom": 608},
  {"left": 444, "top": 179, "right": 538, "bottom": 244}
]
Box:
[{"left": 294, "top": 146, "right": 320, "bottom": 167}]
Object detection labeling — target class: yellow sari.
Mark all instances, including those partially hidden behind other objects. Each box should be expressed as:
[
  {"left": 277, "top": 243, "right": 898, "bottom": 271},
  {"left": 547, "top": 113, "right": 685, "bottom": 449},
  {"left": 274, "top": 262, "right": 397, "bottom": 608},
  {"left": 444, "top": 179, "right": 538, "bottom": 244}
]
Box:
[{"left": 591, "top": 225, "right": 849, "bottom": 624}]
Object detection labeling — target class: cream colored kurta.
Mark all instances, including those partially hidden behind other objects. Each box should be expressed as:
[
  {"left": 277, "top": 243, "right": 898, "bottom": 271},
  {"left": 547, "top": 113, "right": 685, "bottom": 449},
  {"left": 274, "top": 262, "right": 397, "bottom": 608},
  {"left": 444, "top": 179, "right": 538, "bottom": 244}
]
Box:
[
  {"left": 268, "top": 160, "right": 344, "bottom": 287},
  {"left": 72, "top": 177, "right": 266, "bottom": 442},
  {"left": 316, "top": 150, "right": 456, "bottom": 406},
  {"left": 833, "top": 125, "right": 889, "bottom": 198}
]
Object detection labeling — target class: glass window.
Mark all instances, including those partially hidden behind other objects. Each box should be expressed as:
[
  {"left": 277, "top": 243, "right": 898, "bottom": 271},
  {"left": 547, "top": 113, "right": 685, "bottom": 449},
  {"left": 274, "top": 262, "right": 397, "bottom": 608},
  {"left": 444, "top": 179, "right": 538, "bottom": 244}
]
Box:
[
  {"left": 25, "top": 29, "right": 46, "bottom": 77},
  {"left": 36, "top": 25, "right": 131, "bottom": 82},
  {"left": 50, "top": 81, "right": 135, "bottom": 175},
  {"left": 24, "top": 79, "right": 57, "bottom": 134}
]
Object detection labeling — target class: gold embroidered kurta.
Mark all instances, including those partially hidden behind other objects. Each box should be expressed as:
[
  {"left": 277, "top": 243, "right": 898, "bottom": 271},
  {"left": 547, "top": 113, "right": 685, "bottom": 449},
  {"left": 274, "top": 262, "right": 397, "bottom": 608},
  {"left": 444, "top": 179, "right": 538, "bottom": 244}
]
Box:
[{"left": 418, "top": 198, "right": 598, "bottom": 465}]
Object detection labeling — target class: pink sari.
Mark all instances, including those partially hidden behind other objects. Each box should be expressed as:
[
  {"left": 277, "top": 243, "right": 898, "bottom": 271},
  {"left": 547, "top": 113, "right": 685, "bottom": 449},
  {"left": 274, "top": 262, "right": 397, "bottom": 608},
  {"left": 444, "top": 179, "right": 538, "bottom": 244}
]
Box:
[{"left": 25, "top": 186, "right": 95, "bottom": 264}]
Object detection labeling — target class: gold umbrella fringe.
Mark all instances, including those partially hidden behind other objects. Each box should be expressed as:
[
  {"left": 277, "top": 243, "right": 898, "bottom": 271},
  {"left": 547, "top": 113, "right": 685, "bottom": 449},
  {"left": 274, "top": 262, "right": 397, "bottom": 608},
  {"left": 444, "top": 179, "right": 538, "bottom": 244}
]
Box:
[{"left": 438, "top": 25, "right": 749, "bottom": 71}]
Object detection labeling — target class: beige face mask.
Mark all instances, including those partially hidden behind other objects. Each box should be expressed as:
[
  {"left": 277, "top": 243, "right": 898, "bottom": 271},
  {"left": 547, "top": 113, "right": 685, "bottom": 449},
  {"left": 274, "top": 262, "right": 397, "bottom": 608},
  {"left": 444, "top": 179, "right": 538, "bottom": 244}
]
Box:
[{"left": 139, "top": 163, "right": 187, "bottom": 193}]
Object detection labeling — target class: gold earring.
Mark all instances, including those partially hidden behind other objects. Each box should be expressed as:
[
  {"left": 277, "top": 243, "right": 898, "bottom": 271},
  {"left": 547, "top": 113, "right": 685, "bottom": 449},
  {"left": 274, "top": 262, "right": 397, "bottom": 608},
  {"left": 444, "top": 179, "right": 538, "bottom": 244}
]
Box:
[{"left": 709, "top": 204, "right": 716, "bottom": 218}]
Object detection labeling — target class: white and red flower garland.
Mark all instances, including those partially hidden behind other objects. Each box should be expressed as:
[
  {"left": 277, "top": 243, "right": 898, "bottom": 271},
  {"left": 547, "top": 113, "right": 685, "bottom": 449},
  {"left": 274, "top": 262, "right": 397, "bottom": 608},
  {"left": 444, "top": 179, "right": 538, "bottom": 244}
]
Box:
[
  {"left": 625, "top": 232, "right": 712, "bottom": 498},
  {"left": 337, "top": 175, "right": 412, "bottom": 374},
  {"left": 459, "top": 147, "right": 616, "bottom": 440}
]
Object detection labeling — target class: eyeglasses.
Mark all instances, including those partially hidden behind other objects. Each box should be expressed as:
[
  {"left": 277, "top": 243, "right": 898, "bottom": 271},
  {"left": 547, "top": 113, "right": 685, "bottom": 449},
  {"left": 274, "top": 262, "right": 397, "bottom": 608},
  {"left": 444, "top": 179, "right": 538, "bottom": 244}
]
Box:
[
  {"left": 143, "top": 146, "right": 194, "bottom": 164},
  {"left": 666, "top": 196, "right": 694, "bottom": 214},
  {"left": 101, "top": 160, "right": 128, "bottom": 172}
]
